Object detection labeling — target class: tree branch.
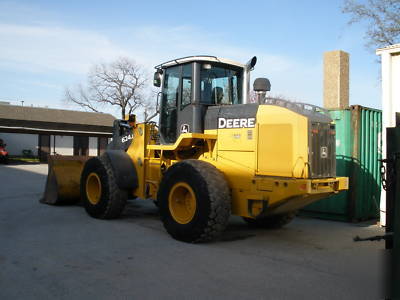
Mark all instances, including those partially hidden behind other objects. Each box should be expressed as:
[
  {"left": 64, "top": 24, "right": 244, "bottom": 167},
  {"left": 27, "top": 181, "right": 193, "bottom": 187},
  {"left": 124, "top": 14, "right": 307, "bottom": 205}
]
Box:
[
  {"left": 342, "top": 0, "right": 400, "bottom": 48},
  {"left": 64, "top": 57, "right": 149, "bottom": 119}
]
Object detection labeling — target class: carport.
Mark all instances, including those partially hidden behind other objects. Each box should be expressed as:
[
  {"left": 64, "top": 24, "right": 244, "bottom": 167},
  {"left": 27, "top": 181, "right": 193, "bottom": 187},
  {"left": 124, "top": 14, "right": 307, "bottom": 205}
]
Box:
[{"left": 0, "top": 104, "right": 115, "bottom": 162}]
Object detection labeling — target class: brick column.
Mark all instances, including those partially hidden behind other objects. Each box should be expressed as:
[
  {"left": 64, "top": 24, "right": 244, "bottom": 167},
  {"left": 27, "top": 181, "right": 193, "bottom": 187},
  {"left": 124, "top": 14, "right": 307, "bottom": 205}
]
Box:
[{"left": 323, "top": 50, "right": 349, "bottom": 109}]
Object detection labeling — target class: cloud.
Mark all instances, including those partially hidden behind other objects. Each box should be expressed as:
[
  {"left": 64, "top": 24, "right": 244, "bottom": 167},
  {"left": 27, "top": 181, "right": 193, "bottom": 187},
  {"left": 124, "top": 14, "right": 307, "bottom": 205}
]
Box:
[
  {"left": 0, "top": 5, "right": 325, "bottom": 108},
  {"left": 0, "top": 1, "right": 54, "bottom": 25},
  {"left": 0, "top": 23, "right": 128, "bottom": 74},
  {"left": 0, "top": 1, "right": 383, "bottom": 113},
  {"left": 120, "top": 25, "right": 323, "bottom": 103},
  {"left": 124, "top": 25, "right": 295, "bottom": 71}
]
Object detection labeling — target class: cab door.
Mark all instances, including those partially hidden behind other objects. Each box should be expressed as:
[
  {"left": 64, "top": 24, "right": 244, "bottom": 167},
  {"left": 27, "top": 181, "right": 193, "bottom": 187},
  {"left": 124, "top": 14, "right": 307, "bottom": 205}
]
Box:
[
  {"left": 160, "top": 63, "right": 193, "bottom": 144},
  {"left": 176, "top": 64, "right": 193, "bottom": 135},
  {"left": 159, "top": 66, "right": 180, "bottom": 144}
]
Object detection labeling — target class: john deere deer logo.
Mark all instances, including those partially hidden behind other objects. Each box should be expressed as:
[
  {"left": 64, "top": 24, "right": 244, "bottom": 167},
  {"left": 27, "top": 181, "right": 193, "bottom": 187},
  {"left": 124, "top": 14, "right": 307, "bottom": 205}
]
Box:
[{"left": 180, "top": 124, "right": 189, "bottom": 133}]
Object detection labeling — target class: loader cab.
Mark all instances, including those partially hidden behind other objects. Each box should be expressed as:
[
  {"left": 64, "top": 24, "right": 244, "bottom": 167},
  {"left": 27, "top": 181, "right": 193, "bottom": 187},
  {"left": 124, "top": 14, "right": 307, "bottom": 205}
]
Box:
[{"left": 155, "top": 56, "right": 248, "bottom": 144}]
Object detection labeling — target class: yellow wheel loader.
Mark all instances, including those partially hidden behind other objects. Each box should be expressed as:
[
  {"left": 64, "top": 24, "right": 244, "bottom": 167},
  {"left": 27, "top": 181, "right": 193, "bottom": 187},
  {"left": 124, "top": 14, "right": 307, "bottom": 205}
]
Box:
[{"left": 42, "top": 55, "right": 348, "bottom": 243}]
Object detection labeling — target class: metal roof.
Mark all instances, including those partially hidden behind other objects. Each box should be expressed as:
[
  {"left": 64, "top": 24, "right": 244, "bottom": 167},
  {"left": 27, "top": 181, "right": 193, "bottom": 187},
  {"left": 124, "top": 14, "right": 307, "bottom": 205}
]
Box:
[
  {"left": 376, "top": 43, "right": 400, "bottom": 54},
  {"left": 155, "top": 55, "right": 246, "bottom": 69},
  {"left": 0, "top": 105, "right": 115, "bottom": 127}
]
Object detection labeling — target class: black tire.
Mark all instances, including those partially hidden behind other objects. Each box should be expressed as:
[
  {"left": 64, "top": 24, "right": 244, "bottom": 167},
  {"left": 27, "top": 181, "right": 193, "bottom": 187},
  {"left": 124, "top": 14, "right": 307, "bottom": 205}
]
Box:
[
  {"left": 243, "top": 211, "right": 297, "bottom": 229},
  {"left": 0, "top": 155, "right": 8, "bottom": 164},
  {"left": 158, "top": 160, "right": 231, "bottom": 243},
  {"left": 81, "top": 156, "right": 127, "bottom": 219}
]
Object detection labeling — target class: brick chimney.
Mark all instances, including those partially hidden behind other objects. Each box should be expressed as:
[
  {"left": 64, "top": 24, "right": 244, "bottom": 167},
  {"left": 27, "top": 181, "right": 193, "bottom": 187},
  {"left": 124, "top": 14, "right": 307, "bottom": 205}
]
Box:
[{"left": 323, "top": 50, "right": 349, "bottom": 109}]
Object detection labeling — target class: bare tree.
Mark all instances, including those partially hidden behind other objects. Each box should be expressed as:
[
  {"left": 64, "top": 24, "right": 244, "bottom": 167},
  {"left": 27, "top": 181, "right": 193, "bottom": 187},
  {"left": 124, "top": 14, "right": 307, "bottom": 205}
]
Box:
[
  {"left": 142, "top": 90, "right": 159, "bottom": 122},
  {"left": 65, "top": 57, "right": 155, "bottom": 120},
  {"left": 342, "top": 0, "right": 400, "bottom": 48}
]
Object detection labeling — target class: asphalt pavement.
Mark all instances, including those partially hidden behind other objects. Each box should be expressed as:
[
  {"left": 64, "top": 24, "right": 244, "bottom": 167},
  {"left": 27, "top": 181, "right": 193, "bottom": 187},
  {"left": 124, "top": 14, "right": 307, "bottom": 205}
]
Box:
[{"left": 0, "top": 163, "right": 385, "bottom": 299}]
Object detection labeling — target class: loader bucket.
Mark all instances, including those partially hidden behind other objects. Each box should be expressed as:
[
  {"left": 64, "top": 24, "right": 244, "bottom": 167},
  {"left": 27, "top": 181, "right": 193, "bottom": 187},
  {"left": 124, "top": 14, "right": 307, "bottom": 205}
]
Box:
[{"left": 41, "top": 156, "right": 89, "bottom": 205}]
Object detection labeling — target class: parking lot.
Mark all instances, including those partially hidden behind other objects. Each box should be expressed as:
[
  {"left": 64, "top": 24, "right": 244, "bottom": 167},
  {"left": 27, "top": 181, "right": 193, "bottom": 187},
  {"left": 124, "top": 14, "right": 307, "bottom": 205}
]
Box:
[{"left": 0, "top": 163, "right": 385, "bottom": 299}]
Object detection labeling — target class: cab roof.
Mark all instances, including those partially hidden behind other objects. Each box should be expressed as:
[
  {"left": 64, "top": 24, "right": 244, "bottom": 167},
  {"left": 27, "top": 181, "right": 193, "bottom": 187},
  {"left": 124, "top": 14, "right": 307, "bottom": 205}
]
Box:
[{"left": 154, "top": 55, "right": 246, "bottom": 70}]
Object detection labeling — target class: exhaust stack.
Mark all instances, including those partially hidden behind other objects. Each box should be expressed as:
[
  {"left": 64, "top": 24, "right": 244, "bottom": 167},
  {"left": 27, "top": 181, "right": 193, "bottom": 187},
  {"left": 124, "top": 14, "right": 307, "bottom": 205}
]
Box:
[{"left": 243, "top": 56, "right": 257, "bottom": 104}]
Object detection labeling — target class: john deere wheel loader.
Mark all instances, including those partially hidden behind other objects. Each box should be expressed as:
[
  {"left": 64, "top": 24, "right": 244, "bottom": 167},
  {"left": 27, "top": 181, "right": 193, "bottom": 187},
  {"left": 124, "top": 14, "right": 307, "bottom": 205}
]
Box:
[{"left": 42, "top": 55, "right": 348, "bottom": 243}]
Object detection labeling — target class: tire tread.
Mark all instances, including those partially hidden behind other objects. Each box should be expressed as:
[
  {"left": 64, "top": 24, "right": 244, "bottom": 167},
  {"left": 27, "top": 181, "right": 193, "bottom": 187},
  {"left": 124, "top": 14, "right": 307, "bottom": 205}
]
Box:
[
  {"left": 158, "top": 159, "right": 231, "bottom": 243},
  {"left": 81, "top": 156, "right": 127, "bottom": 219}
]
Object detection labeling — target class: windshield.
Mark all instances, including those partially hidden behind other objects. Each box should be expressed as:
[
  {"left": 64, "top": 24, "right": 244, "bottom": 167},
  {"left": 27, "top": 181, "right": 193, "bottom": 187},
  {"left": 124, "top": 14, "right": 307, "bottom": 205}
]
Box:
[{"left": 200, "top": 64, "right": 243, "bottom": 105}]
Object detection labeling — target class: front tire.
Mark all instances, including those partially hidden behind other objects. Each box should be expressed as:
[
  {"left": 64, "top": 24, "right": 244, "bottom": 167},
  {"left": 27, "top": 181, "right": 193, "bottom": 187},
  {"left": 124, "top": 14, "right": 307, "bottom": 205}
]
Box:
[
  {"left": 158, "top": 160, "right": 231, "bottom": 243},
  {"left": 81, "top": 156, "right": 127, "bottom": 219}
]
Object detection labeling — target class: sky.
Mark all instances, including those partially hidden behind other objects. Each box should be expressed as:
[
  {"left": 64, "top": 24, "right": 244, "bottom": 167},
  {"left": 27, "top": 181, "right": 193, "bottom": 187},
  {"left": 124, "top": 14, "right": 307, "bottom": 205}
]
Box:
[{"left": 0, "top": 0, "right": 383, "bottom": 118}]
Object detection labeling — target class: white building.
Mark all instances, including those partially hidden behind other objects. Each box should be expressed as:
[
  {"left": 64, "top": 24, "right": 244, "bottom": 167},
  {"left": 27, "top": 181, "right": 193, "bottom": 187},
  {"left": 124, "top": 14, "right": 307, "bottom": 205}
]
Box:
[
  {"left": 376, "top": 43, "right": 400, "bottom": 226},
  {"left": 0, "top": 104, "right": 115, "bottom": 162}
]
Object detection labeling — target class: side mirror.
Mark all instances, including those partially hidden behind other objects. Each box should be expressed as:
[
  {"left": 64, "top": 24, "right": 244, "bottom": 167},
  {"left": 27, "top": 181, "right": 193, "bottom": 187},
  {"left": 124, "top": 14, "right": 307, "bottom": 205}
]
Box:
[
  {"left": 153, "top": 69, "right": 163, "bottom": 87},
  {"left": 253, "top": 78, "right": 271, "bottom": 104}
]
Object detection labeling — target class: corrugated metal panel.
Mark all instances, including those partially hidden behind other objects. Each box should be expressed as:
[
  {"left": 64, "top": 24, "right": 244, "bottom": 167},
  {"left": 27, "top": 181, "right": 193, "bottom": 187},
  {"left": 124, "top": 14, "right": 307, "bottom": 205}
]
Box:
[
  {"left": 353, "top": 107, "right": 382, "bottom": 220},
  {"left": 301, "top": 106, "right": 382, "bottom": 221}
]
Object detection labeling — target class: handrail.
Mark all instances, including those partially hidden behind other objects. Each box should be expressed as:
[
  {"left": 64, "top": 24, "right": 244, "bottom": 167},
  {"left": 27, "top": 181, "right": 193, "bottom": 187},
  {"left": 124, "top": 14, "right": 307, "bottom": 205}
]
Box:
[
  {"left": 154, "top": 55, "right": 219, "bottom": 69},
  {"left": 264, "top": 98, "right": 329, "bottom": 115}
]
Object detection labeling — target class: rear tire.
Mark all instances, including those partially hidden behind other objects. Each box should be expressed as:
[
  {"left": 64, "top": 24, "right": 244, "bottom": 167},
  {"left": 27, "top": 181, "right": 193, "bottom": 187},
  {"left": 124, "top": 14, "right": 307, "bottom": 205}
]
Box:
[
  {"left": 243, "top": 211, "right": 297, "bottom": 229},
  {"left": 81, "top": 156, "right": 127, "bottom": 219},
  {"left": 158, "top": 160, "right": 231, "bottom": 243}
]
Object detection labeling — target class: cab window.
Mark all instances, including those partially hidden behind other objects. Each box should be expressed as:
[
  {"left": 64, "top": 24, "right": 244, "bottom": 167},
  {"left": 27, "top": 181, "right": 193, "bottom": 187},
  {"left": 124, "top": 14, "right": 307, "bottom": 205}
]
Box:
[
  {"left": 181, "top": 64, "right": 192, "bottom": 109},
  {"left": 200, "top": 64, "right": 242, "bottom": 105},
  {"left": 160, "top": 66, "right": 180, "bottom": 143}
]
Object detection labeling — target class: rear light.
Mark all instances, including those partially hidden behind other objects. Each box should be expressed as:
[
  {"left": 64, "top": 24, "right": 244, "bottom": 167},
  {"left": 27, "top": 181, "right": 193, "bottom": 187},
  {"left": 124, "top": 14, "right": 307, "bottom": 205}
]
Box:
[
  {"left": 299, "top": 184, "right": 307, "bottom": 191},
  {"left": 311, "top": 129, "right": 319, "bottom": 134}
]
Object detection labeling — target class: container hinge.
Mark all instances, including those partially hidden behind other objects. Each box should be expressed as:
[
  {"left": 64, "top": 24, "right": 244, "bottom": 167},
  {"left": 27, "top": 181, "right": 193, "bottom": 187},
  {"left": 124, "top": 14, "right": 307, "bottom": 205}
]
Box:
[{"left": 380, "top": 154, "right": 400, "bottom": 191}]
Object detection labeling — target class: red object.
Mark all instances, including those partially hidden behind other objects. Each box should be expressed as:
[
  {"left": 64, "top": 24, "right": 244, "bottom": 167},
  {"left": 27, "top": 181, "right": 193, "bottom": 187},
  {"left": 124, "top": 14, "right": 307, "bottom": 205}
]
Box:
[
  {"left": 0, "top": 140, "right": 9, "bottom": 163},
  {"left": 0, "top": 146, "right": 7, "bottom": 156}
]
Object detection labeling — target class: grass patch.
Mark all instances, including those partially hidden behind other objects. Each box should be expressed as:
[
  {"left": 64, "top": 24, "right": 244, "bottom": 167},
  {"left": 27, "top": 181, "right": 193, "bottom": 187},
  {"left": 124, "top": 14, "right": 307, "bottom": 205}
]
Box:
[{"left": 9, "top": 156, "right": 40, "bottom": 163}]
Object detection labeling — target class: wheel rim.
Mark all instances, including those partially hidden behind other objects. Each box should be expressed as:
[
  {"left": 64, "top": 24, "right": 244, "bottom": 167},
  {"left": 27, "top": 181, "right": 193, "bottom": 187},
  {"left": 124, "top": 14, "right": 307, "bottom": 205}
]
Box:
[
  {"left": 168, "top": 182, "right": 196, "bottom": 224},
  {"left": 86, "top": 172, "right": 102, "bottom": 205}
]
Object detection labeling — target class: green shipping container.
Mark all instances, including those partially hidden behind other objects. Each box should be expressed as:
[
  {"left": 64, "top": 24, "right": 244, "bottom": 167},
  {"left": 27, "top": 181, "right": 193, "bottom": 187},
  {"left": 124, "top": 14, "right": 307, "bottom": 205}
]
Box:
[{"left": 301, "top": 105, "right": 382, "bottom": 222}]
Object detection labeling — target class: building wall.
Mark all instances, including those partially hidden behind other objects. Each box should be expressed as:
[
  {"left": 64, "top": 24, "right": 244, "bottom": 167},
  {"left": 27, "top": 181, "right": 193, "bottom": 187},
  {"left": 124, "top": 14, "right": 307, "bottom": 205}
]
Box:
[
  {"left": 0, "top": 133, "right": 38, "bottom": 156},
  {"left": 50, "top": 135, "right": 99, "bottom": 156},
  {"left": 50, "top": 135, "right": 73, "bottom": 155},
  {"left": 89, "top": 137, "right": 98, "bottom": 156},
  {"left": 376, "top": 44, "right": 400, "bottom": 226},
  {"left": 0, "top": 132, "right": 108, "bottom": 159}
]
